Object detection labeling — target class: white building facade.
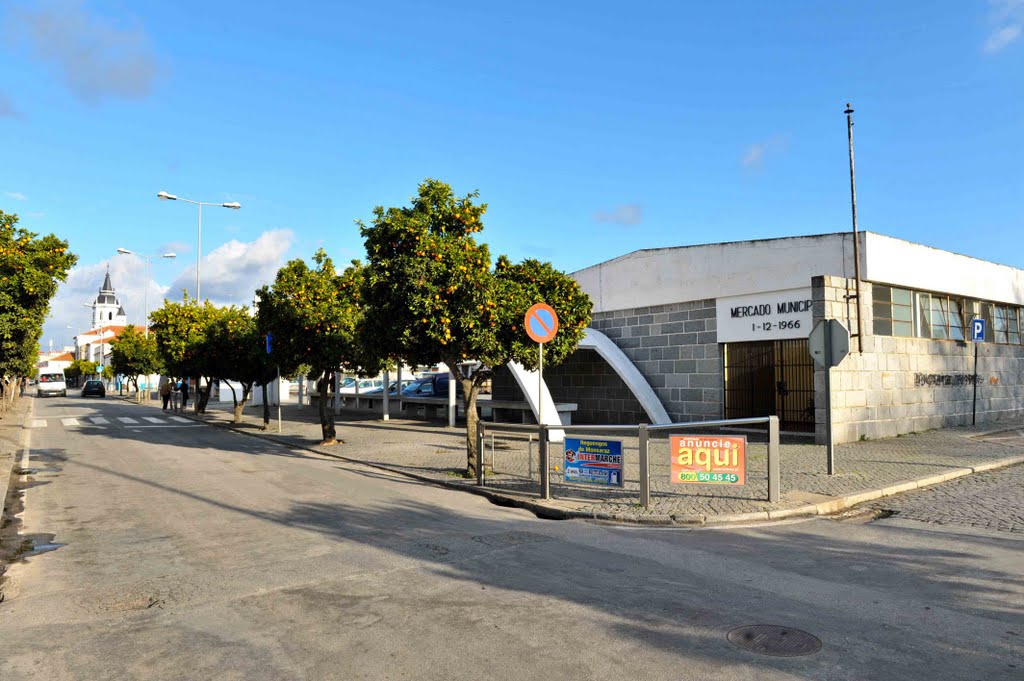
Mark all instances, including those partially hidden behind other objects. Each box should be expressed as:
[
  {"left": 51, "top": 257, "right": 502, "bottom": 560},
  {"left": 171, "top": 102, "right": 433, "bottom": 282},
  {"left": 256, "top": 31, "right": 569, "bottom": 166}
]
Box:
[{"left": 495, "top": 232, "right": 1024, "bottom": 444}]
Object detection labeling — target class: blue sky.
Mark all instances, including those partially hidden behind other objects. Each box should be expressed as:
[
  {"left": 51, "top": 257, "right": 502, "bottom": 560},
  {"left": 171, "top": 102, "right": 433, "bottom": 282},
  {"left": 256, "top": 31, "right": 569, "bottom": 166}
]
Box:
[{"left": 1, "top": 0, "right": 1022, "bottom": 348}]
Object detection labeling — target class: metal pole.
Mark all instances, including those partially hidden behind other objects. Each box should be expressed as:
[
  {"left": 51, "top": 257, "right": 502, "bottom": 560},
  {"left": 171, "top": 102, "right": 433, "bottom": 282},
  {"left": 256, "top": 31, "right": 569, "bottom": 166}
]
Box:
[
  {"left": 537, "top": 342, "right": 544, "bottom": 427},
  {"left": 539, "top": 424, "right": 550, "bottom": 499},
  {"left": 845, "top": 103, "right": 864, "bottom": 353},
  {"left": 768, "top": 415, "right": 780, "bottom": 502},
  {"left": 825, "top": 321, "right": 835, "bottom": 475},
  {"left": 528, "top": 435, "right": 534, "bottom": 479},
  {"left": 476, "top": 423, "right": 485, "bottom": 486},
  {"left": 972, "top": 343, "right": 979, "bottom": 426},
  {"left": 638, "top": 423, "right": 650, "bottom": 509},
  {"left": 196, "top": 202, "right": 202, "bottom": 302},
  {"left": 277, "top": 365, "right": 282, "bottom": 433},
  {"left": 143, "top": 255, "right": 149, "bottom": 338},
  {"left": 382, "top": 370, "right": 390, "bottom": 421}
]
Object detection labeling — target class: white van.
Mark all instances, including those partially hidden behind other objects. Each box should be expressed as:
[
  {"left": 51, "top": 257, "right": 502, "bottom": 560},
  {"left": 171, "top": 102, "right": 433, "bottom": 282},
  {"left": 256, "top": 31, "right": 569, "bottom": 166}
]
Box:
[{"left": 37, "top": 371, "right": 68, "bottom": 397}]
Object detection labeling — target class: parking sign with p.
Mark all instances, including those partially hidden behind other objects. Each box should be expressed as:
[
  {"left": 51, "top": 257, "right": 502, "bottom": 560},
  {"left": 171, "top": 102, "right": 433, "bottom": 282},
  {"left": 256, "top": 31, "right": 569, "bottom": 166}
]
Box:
[{"left": 972, "top": 319, "right": 985, "bottom": 342}]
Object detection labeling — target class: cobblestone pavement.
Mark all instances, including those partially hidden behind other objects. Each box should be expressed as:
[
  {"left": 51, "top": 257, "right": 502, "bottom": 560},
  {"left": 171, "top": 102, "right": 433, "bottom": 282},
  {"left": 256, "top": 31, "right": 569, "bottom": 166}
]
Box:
[
  {"left": 142, "top": 398, "right": 1024, "bottom": 520},
  {"left": 871, "top": 461, "right": 1024, "bottom": 534}
]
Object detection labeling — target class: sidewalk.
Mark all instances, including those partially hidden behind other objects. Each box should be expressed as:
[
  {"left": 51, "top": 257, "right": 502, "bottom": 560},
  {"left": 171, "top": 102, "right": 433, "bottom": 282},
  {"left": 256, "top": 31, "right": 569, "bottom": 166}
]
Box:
[
  {"left": 132, "top": 397, "right": 1024, "bottom": 526},
  {"left": 0, "top": 397, "right": 32, "bottom": 521}
]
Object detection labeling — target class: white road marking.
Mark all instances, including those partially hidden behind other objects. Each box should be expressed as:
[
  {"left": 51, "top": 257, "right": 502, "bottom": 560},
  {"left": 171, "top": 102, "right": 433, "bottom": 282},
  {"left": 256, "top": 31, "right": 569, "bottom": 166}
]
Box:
[
  {"left": 91, "top": 417, "right": 109, "bottom": 424},
  {"left": 61, "top": 418, "right": 80, "bottom": 426},
  {"left": 117, "top": 417, "right": 139, "bottom": 424},
  {"left": 168, "top": 416, "right": 190, "bottom": 423},
  {"left": 143, "top": 417, "right": 165, "bottom": 424},
  {"left": 31, "top": 419, "right": 47, "bottom": 428},
  {"left": 127, "top": 425, "right": 201, "bottom": 429}
]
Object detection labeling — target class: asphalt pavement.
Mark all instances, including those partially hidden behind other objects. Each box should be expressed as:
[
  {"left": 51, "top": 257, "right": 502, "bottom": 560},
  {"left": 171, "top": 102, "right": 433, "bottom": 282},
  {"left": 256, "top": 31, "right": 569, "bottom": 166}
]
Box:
[{"left": 0, "top": 395, "right": 1021, "bottom": 680}]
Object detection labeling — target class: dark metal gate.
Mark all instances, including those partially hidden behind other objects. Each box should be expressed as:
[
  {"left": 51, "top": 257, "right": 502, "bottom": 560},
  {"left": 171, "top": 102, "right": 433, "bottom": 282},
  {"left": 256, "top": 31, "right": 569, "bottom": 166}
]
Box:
[{"left": 724, "top": 339, "right": 815, "bottom": 431}]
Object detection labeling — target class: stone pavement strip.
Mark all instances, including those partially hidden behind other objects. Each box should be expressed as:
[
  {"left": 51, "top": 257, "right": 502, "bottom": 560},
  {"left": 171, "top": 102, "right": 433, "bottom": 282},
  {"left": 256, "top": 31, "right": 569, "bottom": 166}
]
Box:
[{"left": 124, "top": 397, "right": 1024, "bottom": 526}]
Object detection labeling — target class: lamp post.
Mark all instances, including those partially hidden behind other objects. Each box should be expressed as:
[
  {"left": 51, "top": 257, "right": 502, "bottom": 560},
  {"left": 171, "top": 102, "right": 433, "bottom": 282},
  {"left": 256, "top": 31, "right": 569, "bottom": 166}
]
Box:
[
  {"left": 116, "top": 249, "right": 177, "bottom": 337},
  {"left": 157, "top": 191, "right": 241, "bottom": 302}
]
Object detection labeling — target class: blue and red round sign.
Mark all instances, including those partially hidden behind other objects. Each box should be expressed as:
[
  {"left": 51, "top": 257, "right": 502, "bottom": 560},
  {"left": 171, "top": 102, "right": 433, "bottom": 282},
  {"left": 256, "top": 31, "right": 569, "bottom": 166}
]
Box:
[{"left": 524, "top": 303, "right": 559, "bottom": 344}]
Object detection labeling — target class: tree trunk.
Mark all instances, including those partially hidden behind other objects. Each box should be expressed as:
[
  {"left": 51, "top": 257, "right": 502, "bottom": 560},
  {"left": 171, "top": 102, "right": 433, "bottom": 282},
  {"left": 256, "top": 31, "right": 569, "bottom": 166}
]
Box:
[
  {"left": 317, "top": 371, "right": 338, "bottom": 445},
  {"left": 458, "top": 373, "right": 491, "bottom": 478},
  {"left": 196, "top": 376, "right": 213, "bottom": 414},
  {"left": 232, "top": 383, "right": 252, "bottom": 423},
  {"left": 261, "top": 382, "right": 270, "bottom": 429}
]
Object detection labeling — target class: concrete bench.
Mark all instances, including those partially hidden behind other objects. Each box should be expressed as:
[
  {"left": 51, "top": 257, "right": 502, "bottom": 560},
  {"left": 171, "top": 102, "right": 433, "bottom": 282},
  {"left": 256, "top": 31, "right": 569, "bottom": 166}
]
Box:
[{"left": 354, "top": 395, "right": 577, "bottom": 424}]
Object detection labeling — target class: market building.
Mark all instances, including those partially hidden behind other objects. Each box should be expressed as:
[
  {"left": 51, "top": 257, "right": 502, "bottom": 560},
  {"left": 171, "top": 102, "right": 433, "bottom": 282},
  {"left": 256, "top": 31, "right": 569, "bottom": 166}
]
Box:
[{"left": 492, "top": 232, "right": 1024, "bottom": 444}]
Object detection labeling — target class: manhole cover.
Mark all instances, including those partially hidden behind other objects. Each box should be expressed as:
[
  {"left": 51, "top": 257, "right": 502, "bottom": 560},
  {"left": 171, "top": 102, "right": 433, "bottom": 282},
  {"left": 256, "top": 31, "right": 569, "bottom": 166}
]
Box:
[{"left": 727, "top": 625, "right": 822, "bottom": 657}]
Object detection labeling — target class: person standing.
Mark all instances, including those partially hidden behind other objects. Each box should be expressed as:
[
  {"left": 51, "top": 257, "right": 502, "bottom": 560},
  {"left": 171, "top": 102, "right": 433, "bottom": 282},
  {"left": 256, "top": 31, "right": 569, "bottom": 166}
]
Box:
[
  {"left": 160, "top": 380, "right": 172, "bottom": 410},
  {"left": 179, "top": 378, "right": 190, "bottom": 411}
]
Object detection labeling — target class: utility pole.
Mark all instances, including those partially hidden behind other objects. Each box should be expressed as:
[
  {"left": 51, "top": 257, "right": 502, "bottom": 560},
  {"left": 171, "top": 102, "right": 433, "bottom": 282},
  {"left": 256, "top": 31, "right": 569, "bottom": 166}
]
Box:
[{"left": 845, "top": 103, "right": 865, "bottom": 353}]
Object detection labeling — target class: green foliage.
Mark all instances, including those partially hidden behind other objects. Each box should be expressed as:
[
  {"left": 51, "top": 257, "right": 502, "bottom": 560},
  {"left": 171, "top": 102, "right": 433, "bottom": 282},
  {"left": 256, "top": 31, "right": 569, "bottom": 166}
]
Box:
[
  {"left": 110, "top": 325, "right": 161, "bottom": 389},
  {"left": 360, "top": 179, "right": 592, "bottom": 474},
  {"left": 67, "top": 358, "right": 98, "bottom": 380},
  {"left": 102, "top": 365, "right": 115, "bottom": 380},
  {"left": 0, "top": 209, "right": 78, "bottom": 377},
  {"left": 256, "top": 250, "right": 379, "bottom": 442},
  {"left": 149, "top": 295, "right": 219, "bottom": 379},
  {"left": 256, "top": 250, "right": 379, "bottom": 378}
]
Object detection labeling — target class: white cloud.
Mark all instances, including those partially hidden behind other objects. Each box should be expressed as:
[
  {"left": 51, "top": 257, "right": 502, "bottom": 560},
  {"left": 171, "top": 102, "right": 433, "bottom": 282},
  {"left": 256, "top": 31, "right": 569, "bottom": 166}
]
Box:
[
  {"left": 43, "top": 256, "right": 170, "bottom": 348},
  {"left": 5, "top": 191, "right": 28, "bottom": 201},
  {"left": 0, "top": 92, "right": 20, "bottom": 118},
  {"left": 984, "top": 24, "right": 1022, "bottom": 52},
  {"left": 741, "top": 134, "right": 789, "bottom": 170},
  {"left": 984, "top": 0, "right": 1024, "bottom": 53},
  {"left": 593, "top": 204, "right": 644, "bottom": 226},
  {"left": 9, "top": 1, "right": 159, "bottom": 103},
  {"left": 168, "top": 229, "right": 295, "bottom": 306}
]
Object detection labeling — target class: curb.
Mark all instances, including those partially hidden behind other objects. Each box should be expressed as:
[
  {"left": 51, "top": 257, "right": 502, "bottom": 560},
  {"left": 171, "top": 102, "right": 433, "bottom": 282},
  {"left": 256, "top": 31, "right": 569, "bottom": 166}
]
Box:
[{"left": 120, "top": 399, "right": 1024, "bottom": 528}]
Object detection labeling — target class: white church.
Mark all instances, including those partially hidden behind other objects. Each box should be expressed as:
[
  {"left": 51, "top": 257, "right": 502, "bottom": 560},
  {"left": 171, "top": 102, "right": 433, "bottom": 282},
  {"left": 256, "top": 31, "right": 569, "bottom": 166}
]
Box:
[{"left": 75, "top": 268, "right": 130, "bottom": 365}]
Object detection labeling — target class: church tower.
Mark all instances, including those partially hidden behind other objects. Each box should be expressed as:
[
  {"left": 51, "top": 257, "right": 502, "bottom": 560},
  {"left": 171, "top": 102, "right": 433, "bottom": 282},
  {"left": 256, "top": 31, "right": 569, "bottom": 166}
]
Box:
[{"left": 92, "top": 267, "right": 128, "bottom": 328}]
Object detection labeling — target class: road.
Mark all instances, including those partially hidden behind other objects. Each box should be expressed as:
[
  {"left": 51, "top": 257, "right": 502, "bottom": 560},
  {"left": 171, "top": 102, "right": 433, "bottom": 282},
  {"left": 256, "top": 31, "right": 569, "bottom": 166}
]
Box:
[{"left": 1, "top": 396, "right": 1021, "bottom": 680}]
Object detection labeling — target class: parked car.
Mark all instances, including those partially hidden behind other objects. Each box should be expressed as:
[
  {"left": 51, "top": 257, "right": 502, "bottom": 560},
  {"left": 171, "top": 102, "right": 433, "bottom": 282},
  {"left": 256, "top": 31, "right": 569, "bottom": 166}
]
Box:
[
  {"left": 362, "top": 379, "right": 415, "bottom": 396},
  {"left": 401, "top": 373, "right": 463, "bottom": 398},
  {"left": 81, "top": 380, "right": 106, "bottom": 398},
  {"left": 36, "top": 371, "right": 67, "bottom": 398},
  {"left": 337, "top": 378, "right": 384, "bottom": 395}
]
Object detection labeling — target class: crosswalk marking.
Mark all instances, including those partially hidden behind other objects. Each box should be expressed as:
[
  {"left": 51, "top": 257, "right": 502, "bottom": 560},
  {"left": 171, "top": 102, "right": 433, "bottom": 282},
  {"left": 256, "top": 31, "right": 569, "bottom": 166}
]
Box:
[
  {"left": 117, "top": 417, "right": 139, "bottom": 424},
  {"left": 61, "top": 418, "right": 79, "bottom": 426},
  {"left": 143, "top": 417, "right": 165, "bottom": 424},
  {"left": 91, "top": 417, "right": 109, "bottom": 424},
  {"left": 31, "top": 419, "right": 47, "bottom": 428},
  {"left": 168, "top": 416, "right": 190, "bottom": 423}
]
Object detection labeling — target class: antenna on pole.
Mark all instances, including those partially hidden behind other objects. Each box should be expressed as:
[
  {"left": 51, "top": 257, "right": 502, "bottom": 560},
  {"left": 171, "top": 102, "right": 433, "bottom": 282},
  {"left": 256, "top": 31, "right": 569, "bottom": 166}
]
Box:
[{"left": 845, "top": 102, "right": 864, "bottom": 353}]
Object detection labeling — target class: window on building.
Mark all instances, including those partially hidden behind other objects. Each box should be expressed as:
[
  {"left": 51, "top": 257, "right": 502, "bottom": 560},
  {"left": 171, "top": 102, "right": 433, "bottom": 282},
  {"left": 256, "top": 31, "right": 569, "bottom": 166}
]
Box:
[
  {"left": 873, "top": 285, "right": 913, "bottom": 337},
  {"left": 1008, "top": 307, "right": 1021, "bottom": 345},
  {"left": 930, "top": 295, "right": 949, "bottom": 340},
  {"left": 949, "top": 299, "right": 966, "bottom": 341}
]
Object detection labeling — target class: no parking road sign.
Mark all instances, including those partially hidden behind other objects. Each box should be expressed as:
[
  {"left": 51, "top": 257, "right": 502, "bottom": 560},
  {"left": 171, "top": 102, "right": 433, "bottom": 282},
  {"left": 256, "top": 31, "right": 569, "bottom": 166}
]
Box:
[{"left": 524, "top": 303, "right": 559, "bottom": 344}]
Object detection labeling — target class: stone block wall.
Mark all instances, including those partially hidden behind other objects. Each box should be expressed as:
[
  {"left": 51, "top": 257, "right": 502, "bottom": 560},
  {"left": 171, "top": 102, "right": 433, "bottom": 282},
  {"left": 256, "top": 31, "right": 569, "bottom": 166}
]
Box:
[
  {"left": 492, "top": 299, "right": 723, "bottom": 424},
  {"left": 813, "top": 275, "right": 1024, "bottom": 444}
]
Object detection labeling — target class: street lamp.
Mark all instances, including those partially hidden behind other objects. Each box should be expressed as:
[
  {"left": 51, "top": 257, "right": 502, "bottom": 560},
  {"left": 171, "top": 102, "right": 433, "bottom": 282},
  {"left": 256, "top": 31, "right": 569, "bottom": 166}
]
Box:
[
  {"left": 157, "top": 191, "right": 241, "bottom": 302},
  {"left": 116, "top": 248, "right": 177, "bottom": 337}
]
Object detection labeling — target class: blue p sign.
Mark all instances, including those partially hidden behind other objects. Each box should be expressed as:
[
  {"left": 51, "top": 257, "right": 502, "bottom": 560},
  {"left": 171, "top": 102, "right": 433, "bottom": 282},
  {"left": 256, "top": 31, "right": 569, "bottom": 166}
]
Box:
[{"left": 971, "top": 319, "right": 985, "bottom": 342}]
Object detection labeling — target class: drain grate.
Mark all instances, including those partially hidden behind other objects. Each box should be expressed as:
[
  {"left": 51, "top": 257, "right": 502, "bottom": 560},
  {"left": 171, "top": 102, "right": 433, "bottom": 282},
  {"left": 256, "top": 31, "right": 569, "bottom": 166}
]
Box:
[{"left": 727, "top": 625, "right": 822, "bottom": 657}]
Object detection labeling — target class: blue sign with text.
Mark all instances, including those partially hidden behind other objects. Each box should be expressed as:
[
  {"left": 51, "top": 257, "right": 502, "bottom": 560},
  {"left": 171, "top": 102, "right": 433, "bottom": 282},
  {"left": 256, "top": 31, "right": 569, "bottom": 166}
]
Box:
[
  {"left": 265, "top": 332, "right": 273, "bottom": 354},
  {"left": 564, "top": 438, "right": 624, "bottom": 487},
  {"left": 971, "top": 319, "right": 985, "bottom": 342}
]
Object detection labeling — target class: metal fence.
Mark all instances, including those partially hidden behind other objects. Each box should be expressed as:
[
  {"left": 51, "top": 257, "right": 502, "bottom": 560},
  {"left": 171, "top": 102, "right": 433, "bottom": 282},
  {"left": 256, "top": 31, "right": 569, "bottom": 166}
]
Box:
[{"left": 477, "top": 417, "right": 780, "bottom": 509}]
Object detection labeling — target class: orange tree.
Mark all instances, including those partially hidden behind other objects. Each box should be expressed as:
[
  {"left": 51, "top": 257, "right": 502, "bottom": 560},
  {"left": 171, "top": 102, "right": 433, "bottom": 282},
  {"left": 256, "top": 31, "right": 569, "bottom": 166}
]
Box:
[
  {"left": 109, "top": 325, "right": 161, "bottom": 398},
  {"left": 149, "top": 295, "right": 221, "bottom": 412},
  {"left": 200, "top": 306, "right": 276, "bottom": 423},
  {"left": 359, "top": 179, "right": 592, "bottom": 477},
  {"left": 0, "top": 209, "right": 77, "bottom": 385},
  {"left": 256, "top": 250, "right": 380, "bottom": 444}
]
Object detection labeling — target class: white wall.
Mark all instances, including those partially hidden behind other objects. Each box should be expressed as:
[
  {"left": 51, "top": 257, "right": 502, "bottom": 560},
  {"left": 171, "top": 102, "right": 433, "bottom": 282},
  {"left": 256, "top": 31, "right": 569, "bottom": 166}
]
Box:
[
  {"left": 863, "top": 233, "right": 1024, "bottom": 305},
  {"left": 573, "top": 233, "right": 855, "bottom": 313}
]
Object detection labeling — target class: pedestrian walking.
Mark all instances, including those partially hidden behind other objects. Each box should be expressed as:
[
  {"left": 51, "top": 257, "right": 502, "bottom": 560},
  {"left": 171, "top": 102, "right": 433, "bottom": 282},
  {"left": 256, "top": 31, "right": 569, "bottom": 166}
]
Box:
[
  {"left": 19, "top": 378, "right": 26, "bottom": 397},
  {"left": 160, "top": 380, "right": 172, "bottom": 410},
  {"left": 179, "top": 379, "right": 190, "bottom": 411}
]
